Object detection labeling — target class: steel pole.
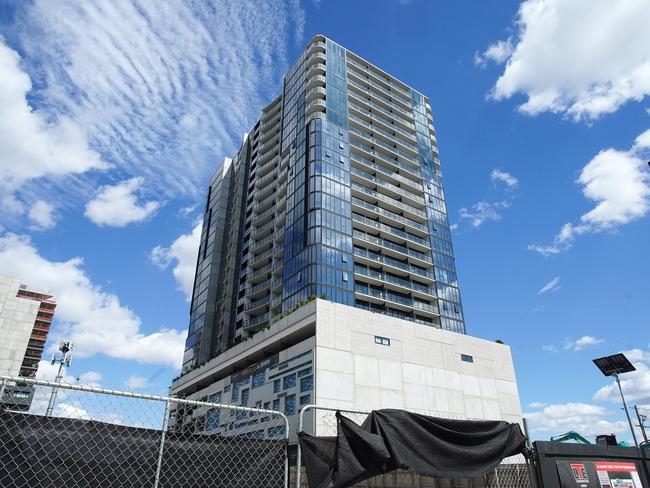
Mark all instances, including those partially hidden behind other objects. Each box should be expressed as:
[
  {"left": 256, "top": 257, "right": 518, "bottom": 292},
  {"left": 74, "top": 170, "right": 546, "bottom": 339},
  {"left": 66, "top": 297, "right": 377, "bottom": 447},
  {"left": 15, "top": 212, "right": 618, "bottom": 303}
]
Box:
[
  {"left": 634, "top": 405, "right": 648, "bottom": 443},
  {"left": 614, "top": 373, "right": 638, "bottom": 447},
  {"left": 153, "top": 399, "right": 171, "bottom": 488},
  {"left": 45, "top": 360, "right": 65, "bottom": 417}
]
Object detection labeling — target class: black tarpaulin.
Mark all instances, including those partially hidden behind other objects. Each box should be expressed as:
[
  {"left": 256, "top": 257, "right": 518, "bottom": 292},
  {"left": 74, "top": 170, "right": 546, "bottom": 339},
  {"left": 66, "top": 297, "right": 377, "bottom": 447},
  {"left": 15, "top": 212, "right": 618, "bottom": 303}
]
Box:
[
  {"left": 299, "top": 409, "right": 527, "bottom": 488},
  {"left": 0, "top": 410, "right": 286, "bottom": 488}
]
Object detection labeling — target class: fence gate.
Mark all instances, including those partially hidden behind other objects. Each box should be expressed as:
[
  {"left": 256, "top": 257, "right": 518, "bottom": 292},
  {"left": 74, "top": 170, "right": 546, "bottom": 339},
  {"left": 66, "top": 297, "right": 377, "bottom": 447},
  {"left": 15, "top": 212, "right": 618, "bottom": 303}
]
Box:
[
  {"left": 296, "top": 405, "right": 535, "bottom": 488},
  {"left": 0, "top": 375, "right": 290, "bottom": 488}
]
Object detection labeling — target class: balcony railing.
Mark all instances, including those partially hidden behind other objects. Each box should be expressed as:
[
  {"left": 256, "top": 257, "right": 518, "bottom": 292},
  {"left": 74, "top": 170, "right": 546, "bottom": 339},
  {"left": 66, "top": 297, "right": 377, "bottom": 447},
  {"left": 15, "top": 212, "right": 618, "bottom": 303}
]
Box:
[
  {"left": 352, "top": 213, "right": 430, "bottom": 248},
  {"left": 353, "top": 246, "right": 434, "bottom": 280}
]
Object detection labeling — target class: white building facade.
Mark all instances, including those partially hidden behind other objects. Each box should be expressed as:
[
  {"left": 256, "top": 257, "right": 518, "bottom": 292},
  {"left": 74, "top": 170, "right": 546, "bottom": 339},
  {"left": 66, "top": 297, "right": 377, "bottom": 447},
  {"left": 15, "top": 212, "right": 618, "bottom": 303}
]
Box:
[{"left": 171, "top": 300, "right": 522, "bottom": 440}]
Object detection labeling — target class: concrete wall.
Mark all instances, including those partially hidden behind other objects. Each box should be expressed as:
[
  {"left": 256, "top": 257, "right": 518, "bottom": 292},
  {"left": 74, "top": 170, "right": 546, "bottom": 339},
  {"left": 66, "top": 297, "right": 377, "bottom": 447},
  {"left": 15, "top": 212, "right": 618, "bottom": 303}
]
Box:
[
  {"left": 0, "top": 276, "right": 40, "bottom": 376},
  {"left": 313, "top": 300, "right": 522, "bottom": 434}
]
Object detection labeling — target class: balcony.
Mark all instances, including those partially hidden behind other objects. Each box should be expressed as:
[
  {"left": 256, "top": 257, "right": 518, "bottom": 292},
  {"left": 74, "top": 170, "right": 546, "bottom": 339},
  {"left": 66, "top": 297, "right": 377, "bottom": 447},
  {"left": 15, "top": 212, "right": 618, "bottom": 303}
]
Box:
[
  {"left": 352, "top": 229, "right": 432, "bottom": 265},
  {"left": 348, "top": 113, "right": 418, "bottom": 153},
  {"left": 306, "top": 40, "right": 326, "bottom": 56},
  {"left": 306, "top": 63, "right": 326, "bottom": 79},
  {"left": 350, "top": 167, "right": 425, "bottom": 210},
  {"left": 349, "top": 126, "right": 419, "bottom": 161},
  {"left": 349, "top": 140, "right": 421, "bottom": 180},
  {"left": 347, "top": 74, "right": 413, "bottom": 117},
  {"left": 348, "top": 91, "right": 414, "bottom": 130},
  {"left": 351, "top": 196, "right": 427, "bottom": 235},
  {"left": 306, "top": 86, "right": 326, "bottom": 103},
  {"left": 346, "top": 57, "right": 412, "bottom": 101},
  {"left": 350, "top": 152, "right": 421, "bottom": 193},
  {"left": 354, "top": 265, "right": 435, "bottom": 299},
  {"left": 352, "top": 213, "right": 431, "bottom": 251},
  {"left": 351, "top": 182, "right": 426, "bottom": 221},
  {"left": 306, "top": 99, "right": 326, "bottom": 115},
  {"left": 353, "top": 246, "right": 434, "bottom": 281},
  {"left": 348, "top": 101, "right": 416, "bottom": 140},
  {"left": 244, "top": 295, "right": 270, "bottom": 312},
  {"left": 353, "top": 283, "right": 437, "bottom": 316},
  {"left": 243, "top": 313, "right": 269, "bottom": 331},
  {"left": 306, "top": 74, "right": 326, "bottom": 90}
]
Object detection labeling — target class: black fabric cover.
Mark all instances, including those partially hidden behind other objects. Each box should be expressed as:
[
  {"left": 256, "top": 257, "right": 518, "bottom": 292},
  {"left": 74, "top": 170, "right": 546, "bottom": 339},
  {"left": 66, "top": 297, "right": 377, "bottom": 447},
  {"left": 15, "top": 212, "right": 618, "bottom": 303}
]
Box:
[
  {"left": 299, "top": 409, "right": 527, "bottom": 488},
  {"left": 0, "top": 410, "right": 285, "bottom": 488}
]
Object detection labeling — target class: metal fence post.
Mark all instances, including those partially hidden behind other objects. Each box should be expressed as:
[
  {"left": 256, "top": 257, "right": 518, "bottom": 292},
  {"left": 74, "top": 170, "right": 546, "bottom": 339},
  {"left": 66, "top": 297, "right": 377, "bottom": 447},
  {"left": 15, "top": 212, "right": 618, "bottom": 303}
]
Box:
[
  {"left": 0, "top": 378, "right": 6, "bottom": 409},
  {"left": 153, "top": 398, "right": 171, "bottom": 488},
  {"left": 296, "top": 404, "right": 311, "bottom": 488}
]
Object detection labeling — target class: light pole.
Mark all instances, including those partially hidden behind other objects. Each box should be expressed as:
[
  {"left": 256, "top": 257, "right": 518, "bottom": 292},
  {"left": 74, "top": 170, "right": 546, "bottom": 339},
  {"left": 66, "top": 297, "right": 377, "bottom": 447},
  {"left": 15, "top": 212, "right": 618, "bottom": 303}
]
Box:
[
  {"left": 634, "top": 405, "right": 648, "bottom": 443},
  {"left": 593, "top": 353, "right": 638, "bottom": 448},
  {"left": 45, "top": 341, "right": 73, "bottom": 417}
]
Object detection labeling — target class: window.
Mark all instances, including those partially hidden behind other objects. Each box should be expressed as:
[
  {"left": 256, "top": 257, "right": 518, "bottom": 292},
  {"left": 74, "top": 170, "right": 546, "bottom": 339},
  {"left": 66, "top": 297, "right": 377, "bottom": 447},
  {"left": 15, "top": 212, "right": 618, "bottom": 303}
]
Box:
[
  {"left": 263, "top": 401, "right": 271, "bottom": 410},
  {"left": 300, "top": 375, "right": 313, "bottom": 392},
  {"left": 205, "top": 408, "right": 220, "bottom": 431},
  {"left": 252, "top": 370, "right": 265, "bottom": 389},
  {"left": 273, "top": 379, "right": 281, "bottom": 393},
  {"left": 241, "top": 388, "right": 250, "bottom": 406},
  {"left": 273, "top": 399, "right": 280, "bottom": 411},
  {"left": 284, "top": 395, "right": 296, "bottom": 416},
  {"left": 283, "top": 374, "right": 296, "bottom": 390},
  {"left": 342, "top": 272, "right": 348, "bottom": 282},
  {"left": 374, "top": 336, "right": 390, "bottom": 346},
  {"left": 461, "top": 354, "right": 474, "bottom": 363},
  {"left": 300, "top": 394, "right": 311, "bottom": 406},
  {"left": 298, "top": 367, "right": 312, "bottom": 377}
]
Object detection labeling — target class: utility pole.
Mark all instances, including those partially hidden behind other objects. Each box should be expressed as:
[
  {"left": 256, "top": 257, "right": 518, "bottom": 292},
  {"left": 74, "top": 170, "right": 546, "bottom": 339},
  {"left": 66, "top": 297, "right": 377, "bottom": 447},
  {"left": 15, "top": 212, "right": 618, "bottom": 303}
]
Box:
[
  {"left": 45, "top": 341, "right": 73, "bottom": 417},
  {"left": 634, "top": 405, "right": 648, "bottom": 443}
]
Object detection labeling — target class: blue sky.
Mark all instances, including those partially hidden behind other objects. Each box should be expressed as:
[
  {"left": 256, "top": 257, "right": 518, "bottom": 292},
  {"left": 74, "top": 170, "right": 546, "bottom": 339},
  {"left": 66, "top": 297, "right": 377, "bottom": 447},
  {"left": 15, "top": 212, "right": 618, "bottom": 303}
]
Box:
[{"left": 0, "top": 0, "right": 648, "bottom": 441}]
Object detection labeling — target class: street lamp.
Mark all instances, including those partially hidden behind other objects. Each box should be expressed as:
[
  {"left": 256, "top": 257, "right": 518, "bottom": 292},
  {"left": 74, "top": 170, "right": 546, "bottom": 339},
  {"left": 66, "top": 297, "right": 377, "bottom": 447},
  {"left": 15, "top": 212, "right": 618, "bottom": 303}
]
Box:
[
  {"left": 45, "top": 341, "right": 74, "bottom": 417},
  {"left": 593, "top": 353, "right": 638, "bottom": 447}
]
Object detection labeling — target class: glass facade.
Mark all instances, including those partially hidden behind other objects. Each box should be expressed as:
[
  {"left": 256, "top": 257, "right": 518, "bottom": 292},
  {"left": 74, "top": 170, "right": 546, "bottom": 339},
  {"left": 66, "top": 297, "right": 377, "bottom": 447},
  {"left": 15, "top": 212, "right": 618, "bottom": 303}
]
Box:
[{"left": 182, "top": 35, "right": 466, "bottom": 373}]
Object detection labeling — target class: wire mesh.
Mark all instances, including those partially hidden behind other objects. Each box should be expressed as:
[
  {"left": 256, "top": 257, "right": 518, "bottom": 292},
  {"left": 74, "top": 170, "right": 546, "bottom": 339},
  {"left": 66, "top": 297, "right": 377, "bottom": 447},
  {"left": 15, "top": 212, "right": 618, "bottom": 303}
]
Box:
[
  {"left": 297, "top": 406, "right": 533, "bottom": 488},
  {"left": 0, "top": 375, "right": 289, "bottom": 488}
]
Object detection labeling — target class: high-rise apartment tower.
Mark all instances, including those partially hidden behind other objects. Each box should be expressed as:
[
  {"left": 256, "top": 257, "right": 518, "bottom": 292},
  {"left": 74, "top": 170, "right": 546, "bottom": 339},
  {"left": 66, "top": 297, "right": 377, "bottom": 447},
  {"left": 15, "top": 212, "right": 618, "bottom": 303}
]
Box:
[
  {"left": 0, "top": 276, "right": 56, "bottom": 410},
  {"left": 172, "top": 37, "right": 521, "bottom": 437},
  {"left": 183, "top": 36, "right": 464, "bottom": 374}
]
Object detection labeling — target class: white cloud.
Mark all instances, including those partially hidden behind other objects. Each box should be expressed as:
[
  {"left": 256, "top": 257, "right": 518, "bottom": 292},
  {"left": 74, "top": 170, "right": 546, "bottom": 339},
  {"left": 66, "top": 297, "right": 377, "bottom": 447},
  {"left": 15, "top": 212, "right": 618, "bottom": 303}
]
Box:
[
  {"left": 28, "top": 200, "right": 57, "bottom": 230},
  {"left": 490, "top": 169, "right": 519, "bottom": 188},
  {"left": 538, "top": 276, "right": 560, "bottom": 294},
  {"left": 474, "top": 39, "right": 514, "bottom": 69},
  {"left": 125, "top": 375, "right": 149, "bottom": 390},
  {"left": 482, "top": 0, "right": 650, "bottom": 120},
  {"left": 84, "top": 177, "right": 161, "bottom": 227},
  {"left": 542, "top": 345, "right": 558, "bottom": 353},
  {"left": 459, "top": 201, "right": 510, "bottom": 228},
  {"left": 0, "top": 233, "right": 185, "bottom": 369},
  {"left": 565, "top": 335, "right": 605, "bottom": 351},
  {"left": 529, "top": 129, "right": 650, "bottom": 255},
  {"left": 594, "top": 349, "right": 650, "bottom": 405},
  {"left": 525, "top": 402, "right": 629, "bottom": 439},
  {"left": 3, "top": 0, "right": 304, "bottom": 225},
  {"left": 529, "top": 401, "right": 546, "bottom": 409},
  {"left": 0, "top": 40, "right": 106, "bottom": 194},
  {"left": 78, "top": 371, "right": 103, "bottom": 387},
  {"left": 150, "top": 222, "right": 202, "bottom": 300}
]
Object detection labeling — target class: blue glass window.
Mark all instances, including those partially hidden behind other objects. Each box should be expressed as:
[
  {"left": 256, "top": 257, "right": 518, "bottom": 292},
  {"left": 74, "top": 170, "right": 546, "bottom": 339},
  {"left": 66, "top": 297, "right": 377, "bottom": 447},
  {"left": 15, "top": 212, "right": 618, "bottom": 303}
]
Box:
[
  {"left": 300, "top": 394, "right": 311, "bottom": 406},
  {"left": 298, "top": 367, "right": 312, "bottom": 377},
  {"left": 461, "top": 354, "right": 474, "bottom": 363},
  {"left": 241, "top": 388, "right": 249, "bottom": 406},
  {"left": 300, "top": 375, "right": 313, "bottom": 392},
  {"left": 283, "top": 374, "right": 296, "bottom": 390},
  {"left": 273, "top": 399, "right": 280, "bottom": 411},
  {"left": 252, "top": 370, "right": 265, "bottom": 389},
  {"left": 284, "top": 395, "right": 296, "bottom": 416},
  {"left": 205, "top": 408, "right": 220, "bottom": 431},
  {"left": 273, "top": 379, "right": 281, "bottom": 393}
]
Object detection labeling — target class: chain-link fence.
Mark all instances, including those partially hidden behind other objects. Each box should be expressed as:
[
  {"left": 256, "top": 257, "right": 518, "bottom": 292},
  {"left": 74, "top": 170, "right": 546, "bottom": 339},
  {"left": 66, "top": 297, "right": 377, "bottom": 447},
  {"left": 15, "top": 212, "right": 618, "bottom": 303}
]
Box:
[
  {"left": 0, "top": 375, "right": 289, "bottom": 488},
  {"left": 296, "top": 405, "right": 534, "bottom": 488}
]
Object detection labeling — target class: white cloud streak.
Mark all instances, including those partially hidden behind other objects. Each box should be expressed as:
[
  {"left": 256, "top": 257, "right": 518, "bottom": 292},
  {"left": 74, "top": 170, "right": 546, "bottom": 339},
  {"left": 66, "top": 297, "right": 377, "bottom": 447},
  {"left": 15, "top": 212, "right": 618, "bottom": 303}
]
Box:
[
  {"left": 474, "top": 39, "right": 514, "bottom": 69},
  {"left": 482, "top": 0, "right": 650, "bottom": 120},
  {"left": 529, "top": 129, "right": 650, "bottom": 255},
  {"left": 525, "top": 402, "right": 628, "bottom": 439},
  {"left": 565, "top": 336, "right": 605, "bottom": 351},
  {"left": 84, "top": 177, "right": 161, "bottom": 227},
  {"left": 28, "top": 201, "right": 57, "bottom": 230},
  {"left": 2, "top": 0, "right": 304, "bottom": 228},
  {"left": 538, "top": 276, "right": 560, "bottom": 294},
  {"left": 125, "top": 375, "right": 149, "bottom": 390},
  {"left": 150, "top": 222, "right": 202, "bottom": 300},
  {"left": 490, "top": 169, "right": 519, "bottom": 188},
  {"left": 459, "top": 201, "right": 510, "bottom": 228},
  {"left": 0, "top": 233, "right": 186, "bottom": 369}
]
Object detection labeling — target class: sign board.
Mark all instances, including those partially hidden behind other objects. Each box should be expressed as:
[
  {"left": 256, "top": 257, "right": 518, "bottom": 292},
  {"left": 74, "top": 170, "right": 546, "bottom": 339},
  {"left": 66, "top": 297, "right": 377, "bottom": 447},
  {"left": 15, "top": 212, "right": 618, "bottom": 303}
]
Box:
[{"left": 557, "top": 460, "right": 644, "bottom": 488}]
